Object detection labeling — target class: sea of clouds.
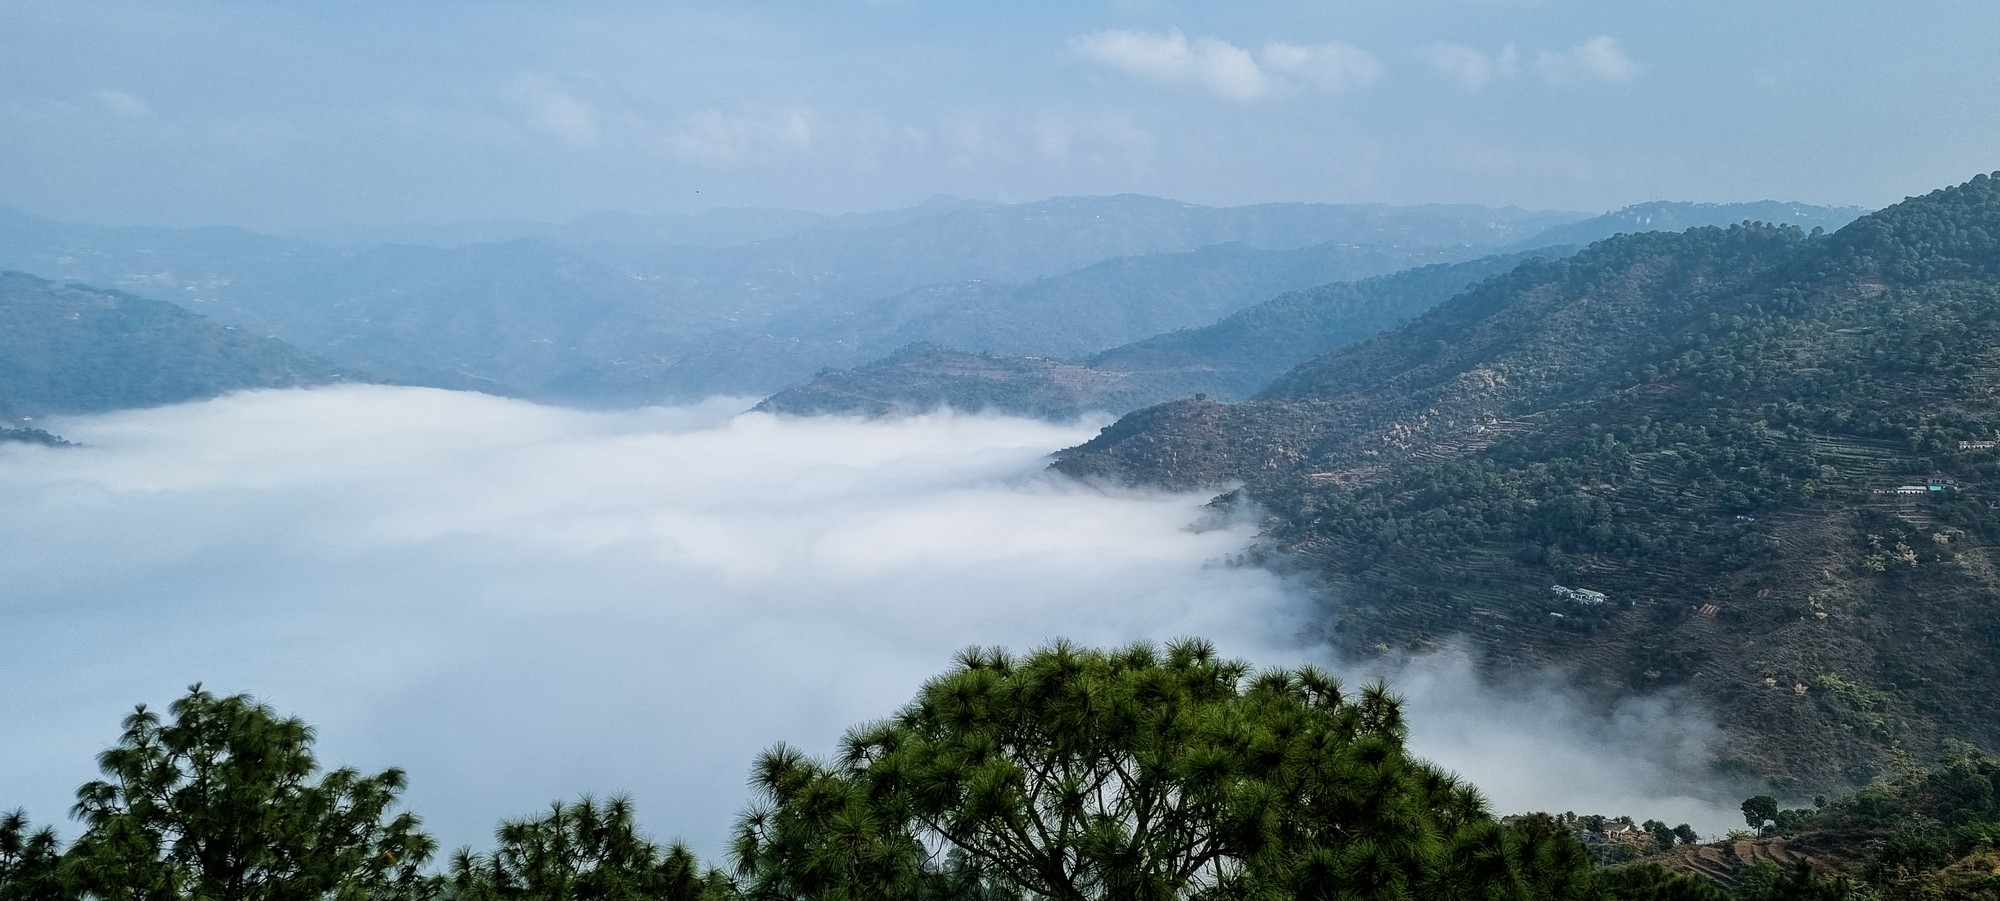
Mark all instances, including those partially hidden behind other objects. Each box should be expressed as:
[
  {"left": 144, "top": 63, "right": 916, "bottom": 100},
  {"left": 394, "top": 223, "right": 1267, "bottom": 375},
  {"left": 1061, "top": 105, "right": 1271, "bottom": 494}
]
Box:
[{"left": 0, "top": 386, "right": 1743, "bottom": 857}]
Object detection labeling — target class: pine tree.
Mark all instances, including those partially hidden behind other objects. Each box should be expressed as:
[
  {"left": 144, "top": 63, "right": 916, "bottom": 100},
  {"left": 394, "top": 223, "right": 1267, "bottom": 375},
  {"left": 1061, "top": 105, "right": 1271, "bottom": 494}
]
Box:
[
  {"left": 732, "top": 639, "right": 1601, "bottom": 900},
  {"left": 60, "top": 684, "right": 436, "bottom": 900},
  {"left": 448, "top": 795, "right": 728, "bottom": 901}
]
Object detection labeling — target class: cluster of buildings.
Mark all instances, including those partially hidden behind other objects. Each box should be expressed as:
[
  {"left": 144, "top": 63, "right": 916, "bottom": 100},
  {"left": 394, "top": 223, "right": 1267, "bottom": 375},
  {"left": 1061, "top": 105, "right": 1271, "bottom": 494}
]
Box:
[
  {"left": 1551, "top": 584, "right": 1610, "bottom": 605},
  {"left": 1870, "top": 477, "right": 1957, "bottom": 496}
]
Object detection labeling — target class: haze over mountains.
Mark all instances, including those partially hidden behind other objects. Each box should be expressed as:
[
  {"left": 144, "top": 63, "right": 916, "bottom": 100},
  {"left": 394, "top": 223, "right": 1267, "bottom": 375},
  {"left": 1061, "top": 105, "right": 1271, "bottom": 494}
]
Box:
[
  {"left": 14, "top": 159, "right": 2000, "bottom": 893},
  {"left": 19, "top": 1, "right": 2000, "bottom": 894},
  {"left": 0, "top": 181, "right": 1936, "bottom": 772},
  {"left": 1057, "top": 172, "right": 2000, "bottom": 792},
  {"left": 756, "top": 249, "right": 1563, "bottom": 418},
  {"left": 0, "top": 195, "right": 1863, "bottom": 416}
]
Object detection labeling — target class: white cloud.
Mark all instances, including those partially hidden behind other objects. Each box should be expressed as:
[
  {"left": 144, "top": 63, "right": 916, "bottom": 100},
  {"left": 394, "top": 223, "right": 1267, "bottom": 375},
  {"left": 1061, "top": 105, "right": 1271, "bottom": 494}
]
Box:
[
  {"left": 0, "top": 386, "right": 1746, "bottom": 860},
  {"left": 1375, "top": 648, "right": 1743, "bottom": 835},
  {"left": 1536, "top": 35, "right": 1639, "bottom": 85},
  {"left": 1259, "top": 41, "right": 1383, "bottom": 94},
  {"left": 1417, "top": 42, "right": 1519, "bottom": 91},
  {"left": 1418, "top": 37, "right": 1634, "bottom": 90},
  {"left": 666, "top": 107, "right": 813, "bottom": 165},
  {"left": 509, "top": 75, "right": 600, "bottom": 147},
  {"left": 1070, "top": 28, "right": 1379, "bottom": 101},
  {"left": 1071, "top": 28, "right": 1271, "bottom": 100},
  {"left": 0, "top": 388, "right": 1309, "bottom": 855}
]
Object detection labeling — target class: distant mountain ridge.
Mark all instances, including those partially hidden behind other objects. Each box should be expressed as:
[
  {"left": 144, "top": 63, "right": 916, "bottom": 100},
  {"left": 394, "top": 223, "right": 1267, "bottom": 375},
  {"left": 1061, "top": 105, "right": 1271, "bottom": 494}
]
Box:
[
  {"left": 0, "top": 194, "right": 1869, "bottom": 412},
  {"left": 758, "top": 250, "right": 1565, "bottom": 418},
  {"left": 751, "top": 202, "right": 1866, "bottom": 420},
  {"left": 0, "top": 196, "right": 1583, "bottom": 400},
  {"left": 1053, "top": 172, "right": 2000, "bottom": 794},
  {"left": 1510, "top": 200, "right": 1867, "bottom": 252},
  {"left": 598, "top": 239, "right": 1489, "bottom": 406}
]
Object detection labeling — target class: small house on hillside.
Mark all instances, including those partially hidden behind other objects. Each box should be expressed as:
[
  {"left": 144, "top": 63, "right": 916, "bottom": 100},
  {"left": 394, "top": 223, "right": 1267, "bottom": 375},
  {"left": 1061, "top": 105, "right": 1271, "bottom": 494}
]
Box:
[{"left": 1552, "top": 585, "right": 1609, "bottom": 605}]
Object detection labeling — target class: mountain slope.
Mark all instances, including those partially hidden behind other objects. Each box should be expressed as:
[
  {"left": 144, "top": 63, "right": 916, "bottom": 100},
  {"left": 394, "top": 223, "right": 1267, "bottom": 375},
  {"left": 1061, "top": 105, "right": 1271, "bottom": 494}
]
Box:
[
  {"left": 758, "top": 250, "right": 1563, "bottom": 418},
  {"left": 1055, "top": 172, "right": 2000, "bottom": 793},
  {"left": 778, "top": 240, "right": 1477, "bottom": 362},
  {"left": 1086, "top": 249, "right": 1564, "bottom": 399},
  {"left": 0, "top": 271, "right": 352, "bottom": 417},
  {"left": 541, "top": 240, "right": 1471, "bottom": 405}
]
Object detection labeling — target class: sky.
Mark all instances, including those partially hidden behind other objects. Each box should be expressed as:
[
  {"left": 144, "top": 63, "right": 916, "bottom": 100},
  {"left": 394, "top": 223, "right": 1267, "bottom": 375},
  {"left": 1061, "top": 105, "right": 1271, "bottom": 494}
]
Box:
[
  {"left": 3, "top": 1, "right": 1997, "bottom": 229},
  {"left": 0, "top": 387, "right": 1745, "bottom": 858}
]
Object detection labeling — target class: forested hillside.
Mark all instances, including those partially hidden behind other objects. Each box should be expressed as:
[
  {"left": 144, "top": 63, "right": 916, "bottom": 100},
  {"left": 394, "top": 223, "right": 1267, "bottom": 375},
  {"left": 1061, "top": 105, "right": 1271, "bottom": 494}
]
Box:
[
  {"left": 754, "top": 344, "right": 1140, "bottom": 419},
  {"left": 1056, "top": 172, "right": 2000, "bottom": 793},
  {"left": 1087, "top": 249, "right": 1565, "bottom": 399},
  {"left": 0, "top": 271, "right": 350, "bottom": 418}
]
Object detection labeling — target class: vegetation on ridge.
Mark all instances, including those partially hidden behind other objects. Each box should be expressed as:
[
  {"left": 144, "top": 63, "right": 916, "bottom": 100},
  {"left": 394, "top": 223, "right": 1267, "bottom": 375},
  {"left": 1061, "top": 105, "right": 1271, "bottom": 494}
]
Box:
[
  {"left": 5, "top": 642, "right": 1885, "bottom": 900},
  {"left": 1053, "top": 172, "right": 2000, "bottom": 793},
  {"left": 0, "top": 270, "right": 349, "bottom": 418}
]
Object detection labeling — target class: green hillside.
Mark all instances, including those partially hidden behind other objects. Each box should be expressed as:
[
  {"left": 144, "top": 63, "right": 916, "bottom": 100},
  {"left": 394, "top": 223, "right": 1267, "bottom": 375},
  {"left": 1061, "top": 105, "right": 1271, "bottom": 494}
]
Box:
[
  {"left": 1055, "top": 172, "right": 2000, "bottom": 793},
  {"left": 1089, "top": 249, "right": 1563, "bottom": 399}
]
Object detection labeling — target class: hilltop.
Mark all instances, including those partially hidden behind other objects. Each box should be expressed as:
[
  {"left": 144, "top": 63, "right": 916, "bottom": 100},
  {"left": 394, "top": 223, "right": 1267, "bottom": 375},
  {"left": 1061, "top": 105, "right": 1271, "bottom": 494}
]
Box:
[{"left": 1056, "top": 172, "right": 2000, "bottom": 792}]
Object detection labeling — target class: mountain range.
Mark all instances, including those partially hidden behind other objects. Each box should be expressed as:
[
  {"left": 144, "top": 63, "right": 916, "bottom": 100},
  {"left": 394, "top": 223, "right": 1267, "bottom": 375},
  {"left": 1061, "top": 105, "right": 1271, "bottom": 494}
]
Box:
[
  {"left": 0, "top": 182, "right": 1927, "bottom": 794},
  {"left": 1054, "top": 172, "right": 2000, "bottom": 792},
  {"left": 0, "top": 195, "right": 1589, "bottom": 401},
  {"left": 759, "top": 199, "right": 1865, "bottom": 420}
]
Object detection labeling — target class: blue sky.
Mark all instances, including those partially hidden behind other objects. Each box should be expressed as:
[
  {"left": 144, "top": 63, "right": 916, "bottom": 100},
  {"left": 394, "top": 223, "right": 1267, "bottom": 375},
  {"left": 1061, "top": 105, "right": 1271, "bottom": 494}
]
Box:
[{"left": 4, "top": 1, "right": 1996, "bottom": 228}]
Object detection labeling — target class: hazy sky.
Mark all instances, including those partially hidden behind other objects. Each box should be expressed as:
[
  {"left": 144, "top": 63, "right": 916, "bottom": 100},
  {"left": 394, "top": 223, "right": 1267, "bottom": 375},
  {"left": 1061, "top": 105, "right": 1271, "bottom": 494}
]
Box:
[
  {"left": 0, "top": 387, "right": 1742, "bottom": 857},
  {"left": 3, "top": 2, "right": 1996, "bottom": 228}
]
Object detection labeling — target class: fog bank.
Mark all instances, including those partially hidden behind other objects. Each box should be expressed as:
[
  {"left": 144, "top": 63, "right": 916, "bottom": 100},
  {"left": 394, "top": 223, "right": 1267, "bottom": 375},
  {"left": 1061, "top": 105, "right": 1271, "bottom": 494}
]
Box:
[{"left": 0, "top": 386, "right": 1739, "bottom": 856}]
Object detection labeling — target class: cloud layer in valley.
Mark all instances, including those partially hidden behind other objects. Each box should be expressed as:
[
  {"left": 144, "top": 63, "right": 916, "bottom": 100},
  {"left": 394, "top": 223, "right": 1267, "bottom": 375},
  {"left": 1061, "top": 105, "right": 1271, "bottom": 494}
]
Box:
[{"left": 0, "top": 387, "right": 1741, "bottom": 856}]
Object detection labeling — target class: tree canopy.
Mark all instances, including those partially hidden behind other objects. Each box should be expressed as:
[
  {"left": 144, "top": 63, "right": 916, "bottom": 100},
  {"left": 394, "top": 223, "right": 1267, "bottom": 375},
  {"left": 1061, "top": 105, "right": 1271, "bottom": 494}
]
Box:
[
  {"left": 59, "top": 684, "right": 435, "bottom": 901},
  {"left": 448, "top": 795, "right": 728, "bottom": 901},
  {"left": 5, "top": 656, "right": 1887, "bottom": 901},
  {"left": 732, "top": 638, "right": 1599, "bottom": 901}
]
